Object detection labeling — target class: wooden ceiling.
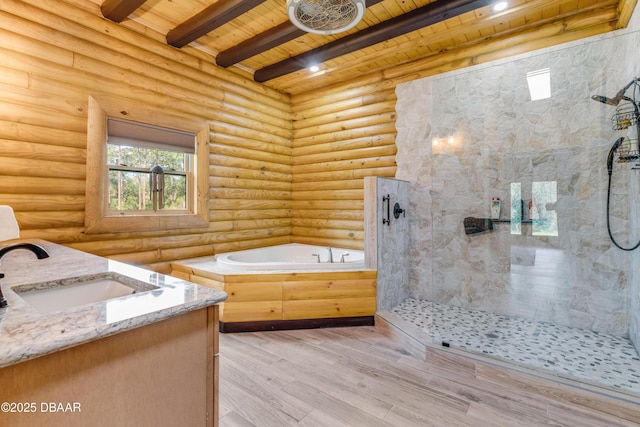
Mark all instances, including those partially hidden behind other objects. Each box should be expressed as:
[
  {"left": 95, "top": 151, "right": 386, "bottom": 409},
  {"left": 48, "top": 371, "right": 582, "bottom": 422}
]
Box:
[{"left": 95, "top": 0, "right": 636, "bottom": 95}]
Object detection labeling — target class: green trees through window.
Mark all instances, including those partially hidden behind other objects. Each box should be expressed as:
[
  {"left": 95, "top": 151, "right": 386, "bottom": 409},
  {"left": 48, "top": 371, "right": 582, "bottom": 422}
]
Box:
[
  {"left": 107, "top": 144, "right": 189, "bottom": 212},
  {"left": 510, "top": 181, "right": 558, "bottom": 236}
]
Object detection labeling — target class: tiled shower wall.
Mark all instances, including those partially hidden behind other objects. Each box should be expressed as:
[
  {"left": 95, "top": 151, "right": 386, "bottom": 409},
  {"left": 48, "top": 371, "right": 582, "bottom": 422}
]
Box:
[
  {"left": 364, "top": 177, "right": 411, "bottom": 311},
  {"left": 627, "top": 8, "right": 640, "bottom": 355},
  {"left": 395, "top": 9, "right": 640, "bottom": 343}
]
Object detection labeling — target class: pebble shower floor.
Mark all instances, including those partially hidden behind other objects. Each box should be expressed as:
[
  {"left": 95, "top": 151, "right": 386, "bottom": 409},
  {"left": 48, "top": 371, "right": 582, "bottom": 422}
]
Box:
[{"left": 391, "top": 298, "right": 640, "bottom": 395}]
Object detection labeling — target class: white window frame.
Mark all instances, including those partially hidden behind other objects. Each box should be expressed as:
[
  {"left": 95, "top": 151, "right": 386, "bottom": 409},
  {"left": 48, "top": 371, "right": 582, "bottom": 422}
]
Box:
[
  {"left": 106, "top": 118, "right": 193, "bottom": 215},
  {"left": 85, "top": 95, "right": 209, "bottom": 234}
]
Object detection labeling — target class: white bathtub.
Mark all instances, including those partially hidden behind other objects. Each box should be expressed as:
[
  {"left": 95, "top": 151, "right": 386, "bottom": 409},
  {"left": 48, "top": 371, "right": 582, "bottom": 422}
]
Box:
[{"left": 215, "top": 243, "right": 365, "bottom": 271}]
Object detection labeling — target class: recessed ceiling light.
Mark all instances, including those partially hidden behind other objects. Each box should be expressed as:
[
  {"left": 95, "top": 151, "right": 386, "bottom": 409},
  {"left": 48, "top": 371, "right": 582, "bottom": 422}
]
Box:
[
  {"left": 309, "top": 65, "right": 320, "bottom": 73},
  {"left": 493, "top": 1, "right": 508, "bottom": 12}
]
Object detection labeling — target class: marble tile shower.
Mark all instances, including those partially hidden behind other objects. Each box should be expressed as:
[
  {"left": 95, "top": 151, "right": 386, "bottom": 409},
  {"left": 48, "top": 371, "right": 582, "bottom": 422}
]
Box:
[
  {"left": 396, "top": 57, "right": 633, "bottom": 336},
  {"left": 388, "top": 2, "right": 640, "bottom": 397}
]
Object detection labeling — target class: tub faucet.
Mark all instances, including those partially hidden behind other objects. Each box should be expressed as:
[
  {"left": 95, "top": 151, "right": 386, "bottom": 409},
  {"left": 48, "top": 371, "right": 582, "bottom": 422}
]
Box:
[
  {"left": 326, "top": 247, "right": 333, "bottom": 263},
  {"left": 0, "top": 243, "right": 50, "bottom": 308}
]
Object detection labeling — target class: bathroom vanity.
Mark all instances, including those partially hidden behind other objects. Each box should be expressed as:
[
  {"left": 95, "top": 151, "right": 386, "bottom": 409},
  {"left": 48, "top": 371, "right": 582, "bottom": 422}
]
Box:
[{"left": 0, "top": 239, "right": 227, "bottom": 427}]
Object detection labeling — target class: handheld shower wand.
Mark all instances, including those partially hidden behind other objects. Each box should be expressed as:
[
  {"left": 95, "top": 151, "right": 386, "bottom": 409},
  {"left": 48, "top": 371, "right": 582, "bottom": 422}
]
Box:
[{"left": 607, "top": 137, "right": 624, "bottom": 175}]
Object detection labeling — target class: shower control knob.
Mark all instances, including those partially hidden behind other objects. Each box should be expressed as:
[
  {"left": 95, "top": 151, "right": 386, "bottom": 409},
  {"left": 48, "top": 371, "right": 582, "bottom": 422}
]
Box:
[{"left": 393, "top": 202, "right": 405, "bottom": 219}]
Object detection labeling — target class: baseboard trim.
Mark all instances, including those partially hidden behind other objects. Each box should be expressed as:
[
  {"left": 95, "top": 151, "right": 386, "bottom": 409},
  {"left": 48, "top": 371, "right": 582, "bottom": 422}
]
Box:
[{"left": 220, "top": 316, "right": 375, "bottom": 333}]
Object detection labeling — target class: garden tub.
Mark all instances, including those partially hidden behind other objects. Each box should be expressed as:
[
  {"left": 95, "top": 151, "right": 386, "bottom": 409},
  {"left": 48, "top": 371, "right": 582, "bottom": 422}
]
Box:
[
  {"left": 170, "top": 244, "right": 376, "bottom": 332},
  {"left": 215, "top": 243, "right": 365, "bottom": 270}
]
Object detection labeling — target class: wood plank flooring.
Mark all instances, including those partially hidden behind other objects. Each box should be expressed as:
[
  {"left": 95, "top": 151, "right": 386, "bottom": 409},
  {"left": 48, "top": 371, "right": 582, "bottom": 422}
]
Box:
[{"left": 218, "top": 325, "right": 640, "bottom": 426}]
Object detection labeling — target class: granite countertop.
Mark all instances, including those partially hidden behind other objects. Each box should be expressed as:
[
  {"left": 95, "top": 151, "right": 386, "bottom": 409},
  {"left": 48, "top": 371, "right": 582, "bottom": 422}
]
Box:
[{"left": 0, "top": 239, "right": 227, "bottom": 369}]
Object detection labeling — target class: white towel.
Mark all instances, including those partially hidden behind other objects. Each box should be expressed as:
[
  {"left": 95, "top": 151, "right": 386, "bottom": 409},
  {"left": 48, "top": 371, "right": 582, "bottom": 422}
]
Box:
[{"left": 0, "top": 205, "right": 20, "bottom": 242}]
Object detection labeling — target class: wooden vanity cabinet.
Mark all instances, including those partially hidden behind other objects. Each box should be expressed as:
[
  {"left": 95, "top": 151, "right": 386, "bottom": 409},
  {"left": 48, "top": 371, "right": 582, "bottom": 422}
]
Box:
[{"left": 0, "top": 305, "right": 219, "bottom": 427}]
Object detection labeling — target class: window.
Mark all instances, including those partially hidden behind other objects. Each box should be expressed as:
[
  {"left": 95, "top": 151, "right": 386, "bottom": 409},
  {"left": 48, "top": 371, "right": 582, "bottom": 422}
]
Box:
[
  {"left": 106, "top": 118, "right": 193, "bottom": 214},
  {"left": 510, "top": 181, "right": 558, "bottom": 236},
  {"left": 526, "top": 68, "right": 551, "bottom": 101},
  {"left": 85, "top": 95, "right": 209, "bottom": 234},
  {"left": 531, "top": 181, "right": 558, "bottom": 237}
]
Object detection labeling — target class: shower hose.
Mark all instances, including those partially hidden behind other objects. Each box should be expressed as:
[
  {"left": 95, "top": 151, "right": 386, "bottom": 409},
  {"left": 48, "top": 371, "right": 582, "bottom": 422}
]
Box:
[{"left": 606, "top": 171, "right": 640, "bottom": 251}]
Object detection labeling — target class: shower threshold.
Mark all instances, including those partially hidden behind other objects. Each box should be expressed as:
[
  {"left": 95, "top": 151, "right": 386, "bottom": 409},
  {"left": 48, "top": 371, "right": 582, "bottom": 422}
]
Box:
[{"left": 386, "top": 298, "right": 640, "bottom": 398}]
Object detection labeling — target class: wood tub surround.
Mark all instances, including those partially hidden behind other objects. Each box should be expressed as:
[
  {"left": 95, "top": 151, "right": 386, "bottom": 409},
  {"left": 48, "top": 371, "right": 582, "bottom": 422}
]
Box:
[
  {"left": 0, "top": 239, "right": 226, "bottom": 426},
  {"left": 170, "top": 259, "right": 376, "bottom": 332}
]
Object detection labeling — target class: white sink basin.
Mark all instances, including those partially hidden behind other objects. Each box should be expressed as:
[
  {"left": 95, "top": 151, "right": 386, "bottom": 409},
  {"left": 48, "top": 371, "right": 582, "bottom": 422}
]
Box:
[{"left": 12, "top": 272, "right": 159, "bottom": 313}]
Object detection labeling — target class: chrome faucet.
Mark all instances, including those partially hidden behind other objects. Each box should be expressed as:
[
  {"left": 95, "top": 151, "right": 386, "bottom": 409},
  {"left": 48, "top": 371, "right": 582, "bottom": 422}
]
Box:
[
  {"left": 0, "top": 243, "right": 50, "bottom": 308},
  {"left": 326, "top": 247, "right": 333, "bottom": 263}
]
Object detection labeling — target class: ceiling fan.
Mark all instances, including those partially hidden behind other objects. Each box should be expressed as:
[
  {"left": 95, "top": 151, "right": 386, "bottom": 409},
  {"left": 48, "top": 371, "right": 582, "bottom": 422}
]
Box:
[{"left": 287, "top": 0, "right": 366, "bottom": 34}]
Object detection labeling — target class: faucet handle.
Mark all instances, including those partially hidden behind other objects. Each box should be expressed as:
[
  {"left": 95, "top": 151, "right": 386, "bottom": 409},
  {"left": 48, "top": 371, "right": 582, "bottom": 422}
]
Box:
[
  {"left": 340, "top": 252, "right": 350, "bottom": 263},
  {"left": 311, "top": 254, "right": 321, "bottom": 263}
]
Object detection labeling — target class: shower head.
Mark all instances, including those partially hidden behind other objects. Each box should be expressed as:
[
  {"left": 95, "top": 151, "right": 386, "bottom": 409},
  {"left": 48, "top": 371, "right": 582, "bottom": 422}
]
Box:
[
  {"left": 591, "top": 94, "right": 625, "bottom": 106},
  {"left": 591, "top": 78, "right": 639, "bottom": 106}
]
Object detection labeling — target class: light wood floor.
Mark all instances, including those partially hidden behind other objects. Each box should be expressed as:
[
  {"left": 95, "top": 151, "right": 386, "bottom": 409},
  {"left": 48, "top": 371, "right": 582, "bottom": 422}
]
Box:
[{"left": 218, "top": 325, "right": 640, "bottom": 426}]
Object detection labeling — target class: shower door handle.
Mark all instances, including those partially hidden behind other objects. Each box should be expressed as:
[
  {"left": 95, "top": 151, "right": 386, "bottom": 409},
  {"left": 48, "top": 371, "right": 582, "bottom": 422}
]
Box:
[{"left": 382, "top": 194, "right": 390, "bottom": 226}]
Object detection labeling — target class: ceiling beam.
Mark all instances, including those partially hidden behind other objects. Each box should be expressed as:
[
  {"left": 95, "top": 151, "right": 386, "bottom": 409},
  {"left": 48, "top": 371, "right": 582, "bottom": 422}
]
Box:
[
  {"left": 216, "top": 23, "right": 305, "bottom": 68},
  {"left": 616, "top": 0, "right": 638, "bottom": 28},
  {"left": 216, "top": 0, "right": 385, "bottom": 68},
  {"left": 101, "top": 0, "right": 147, "bottom": 23},
  {"left": 254, "top": 0, "right": 494, "bottom": 82},
  {"left": 167, "top": 0, "right": 267, "bottom": 48}
]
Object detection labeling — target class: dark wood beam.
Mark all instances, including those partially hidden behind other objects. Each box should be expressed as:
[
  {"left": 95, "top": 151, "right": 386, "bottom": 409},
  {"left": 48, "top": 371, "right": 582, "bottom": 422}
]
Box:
[
  {"left": 100, "top": 0, "right": 147, "bottom": 23},
  {"left": 254, "top": 0, "right": 494, "bottom": 82},
  {"left": 167, "top": 0, "right": 267, "bottom": 48},
  {"left": 216, "top": 0, "right": 385, "bottom": 68},
  {"left": 216, "top": 23, "right": 306, "bottom": 68}
]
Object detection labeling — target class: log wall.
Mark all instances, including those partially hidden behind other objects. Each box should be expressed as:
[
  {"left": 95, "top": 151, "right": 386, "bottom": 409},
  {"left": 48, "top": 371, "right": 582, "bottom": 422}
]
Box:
[
  {"left": 0, "top": 0, "right": 293, "bottom": 272},
  {"left": 291, "top": 80, "right": 398, "bottom": 249},
  {"left": 0, "top": 0, "right": 623, "bottom": 269}
]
